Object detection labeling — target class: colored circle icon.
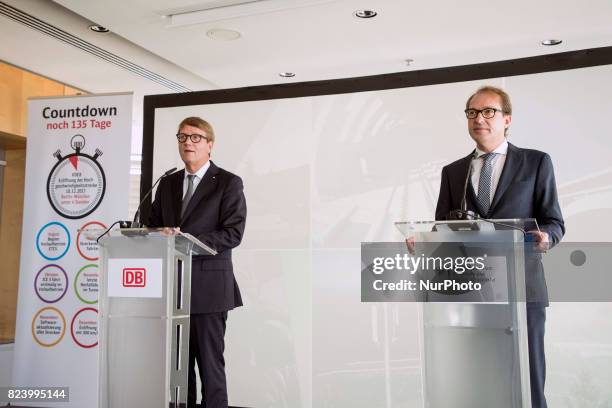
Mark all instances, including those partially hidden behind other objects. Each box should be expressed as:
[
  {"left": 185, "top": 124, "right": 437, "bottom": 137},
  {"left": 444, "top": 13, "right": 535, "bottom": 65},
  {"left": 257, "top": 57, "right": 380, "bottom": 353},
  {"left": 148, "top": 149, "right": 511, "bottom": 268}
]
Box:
[
  {"left": 34, "top": 264, "right": 68, "bottom": 303},
  {"left": 70, "top": 307, "right": 98, "bottom": 348},
  {"left": 76, "top": 221, "right": 107, "bottom": 261},
  {"left": 74, "top": 264, "right": 99, "bottom": 304},
  {"left": 31, "top": 307, "right": 66, "bottom": 348},
  {"left": 36, "top": 222, "right": 70, "bottom": 261}
]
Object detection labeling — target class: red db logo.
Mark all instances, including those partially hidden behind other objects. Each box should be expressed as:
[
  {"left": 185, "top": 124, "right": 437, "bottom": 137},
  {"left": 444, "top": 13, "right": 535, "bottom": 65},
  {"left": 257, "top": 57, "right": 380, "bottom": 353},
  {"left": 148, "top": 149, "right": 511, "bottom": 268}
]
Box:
[{"left": 122, "top": 268, "right": 146, "bottom": 287}]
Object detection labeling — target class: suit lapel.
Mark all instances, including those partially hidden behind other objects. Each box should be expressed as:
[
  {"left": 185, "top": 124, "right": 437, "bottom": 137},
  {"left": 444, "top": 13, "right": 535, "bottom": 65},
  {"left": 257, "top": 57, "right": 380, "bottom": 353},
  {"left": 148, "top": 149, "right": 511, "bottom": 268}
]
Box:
[
  {"left": 170, "top": 170, "right": 184, "bottom": 226},
  {"left": 467, "top": 181, "right": 487, "bottom": 217},
  {"left": 180, "top": 161, "right": 219, "bottom": 225},
  {"left": 489, "top": 143, "right": 523, "bottom": 214},
  {"left": 456, "top": 151, "right": 475, "bottom": 211}
]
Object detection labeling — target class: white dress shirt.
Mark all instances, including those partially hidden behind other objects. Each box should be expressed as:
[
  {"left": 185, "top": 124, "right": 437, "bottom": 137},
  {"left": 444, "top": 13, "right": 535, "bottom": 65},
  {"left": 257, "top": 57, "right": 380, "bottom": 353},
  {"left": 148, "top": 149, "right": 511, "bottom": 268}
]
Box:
[
  {"left": 470, "top": 139, "right": 508, "bottom": 202},
  {"left": 183, "top": 160, "right": 211, "bottom": 198}
]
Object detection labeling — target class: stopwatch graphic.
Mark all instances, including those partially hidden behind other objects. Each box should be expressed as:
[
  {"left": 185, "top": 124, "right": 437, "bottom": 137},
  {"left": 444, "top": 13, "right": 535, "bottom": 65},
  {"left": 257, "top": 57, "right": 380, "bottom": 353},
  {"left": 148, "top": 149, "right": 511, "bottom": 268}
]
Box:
[{"left": 46, "top": 135, "right": 106, "bottom": 219}]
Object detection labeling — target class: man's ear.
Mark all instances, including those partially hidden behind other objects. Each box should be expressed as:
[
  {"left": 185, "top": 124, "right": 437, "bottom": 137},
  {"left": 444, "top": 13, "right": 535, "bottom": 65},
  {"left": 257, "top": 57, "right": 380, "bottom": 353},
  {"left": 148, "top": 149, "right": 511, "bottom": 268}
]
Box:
[{"left": 504, "top": 114, "right": 512, "bottom": 130}]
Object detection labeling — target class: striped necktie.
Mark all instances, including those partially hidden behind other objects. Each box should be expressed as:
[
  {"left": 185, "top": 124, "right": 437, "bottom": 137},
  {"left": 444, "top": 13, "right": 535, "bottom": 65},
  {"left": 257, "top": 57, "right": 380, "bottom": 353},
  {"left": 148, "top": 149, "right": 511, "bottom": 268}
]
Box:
[{"left": 477, "top": 153, "right": 496, "bottom": 215}]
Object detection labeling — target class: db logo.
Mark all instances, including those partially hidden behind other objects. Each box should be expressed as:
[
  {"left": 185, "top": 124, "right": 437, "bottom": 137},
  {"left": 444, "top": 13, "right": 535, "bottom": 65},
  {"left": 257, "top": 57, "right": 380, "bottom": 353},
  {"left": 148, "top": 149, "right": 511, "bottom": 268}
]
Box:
[{"left": 122, "top": 268, "right": 146, "bottom": 287}]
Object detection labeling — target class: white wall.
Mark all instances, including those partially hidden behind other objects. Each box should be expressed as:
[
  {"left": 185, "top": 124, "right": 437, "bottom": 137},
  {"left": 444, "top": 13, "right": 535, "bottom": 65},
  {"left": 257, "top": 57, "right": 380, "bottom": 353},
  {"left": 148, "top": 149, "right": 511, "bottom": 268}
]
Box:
[{"left": 151, "top": 65, "right": 612, "bottom": 407}]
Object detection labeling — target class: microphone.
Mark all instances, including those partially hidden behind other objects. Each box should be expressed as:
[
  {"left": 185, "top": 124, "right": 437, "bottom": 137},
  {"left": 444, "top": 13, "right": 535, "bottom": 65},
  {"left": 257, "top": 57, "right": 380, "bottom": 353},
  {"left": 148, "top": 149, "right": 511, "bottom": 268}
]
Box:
[
  {"left": 96, "top": 167, "right": 177, "bottom": 242},
  {"left": 129, "top": 167, "right": 177, "bottom": 228},
  {"left": 448, "top": 151, "right": 477, "bottom": 220},
  {"left": 449, "top": 209, "right": 529, "bottom": 237}
]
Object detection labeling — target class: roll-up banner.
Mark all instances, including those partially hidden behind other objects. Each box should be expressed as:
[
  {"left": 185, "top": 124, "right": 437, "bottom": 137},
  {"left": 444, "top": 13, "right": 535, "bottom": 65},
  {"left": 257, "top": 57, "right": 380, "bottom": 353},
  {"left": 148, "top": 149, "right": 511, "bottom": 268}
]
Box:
[{"left": 12, "top": 93, "right": 133, "bottom": 407}]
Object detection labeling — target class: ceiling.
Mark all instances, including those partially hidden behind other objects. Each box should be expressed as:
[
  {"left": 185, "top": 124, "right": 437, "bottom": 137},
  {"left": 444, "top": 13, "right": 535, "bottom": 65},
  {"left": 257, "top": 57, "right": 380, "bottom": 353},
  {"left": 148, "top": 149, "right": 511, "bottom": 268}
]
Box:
[{"left": 2, "top": 0, "right": 612, "bottom": 95}]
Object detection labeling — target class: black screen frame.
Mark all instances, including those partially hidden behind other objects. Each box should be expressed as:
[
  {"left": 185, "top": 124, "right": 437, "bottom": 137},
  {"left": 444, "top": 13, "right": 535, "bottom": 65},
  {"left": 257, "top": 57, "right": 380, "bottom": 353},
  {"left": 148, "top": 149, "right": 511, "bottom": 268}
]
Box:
[{"left": 140, "top": 46, "right": 612, "bottom": 222}]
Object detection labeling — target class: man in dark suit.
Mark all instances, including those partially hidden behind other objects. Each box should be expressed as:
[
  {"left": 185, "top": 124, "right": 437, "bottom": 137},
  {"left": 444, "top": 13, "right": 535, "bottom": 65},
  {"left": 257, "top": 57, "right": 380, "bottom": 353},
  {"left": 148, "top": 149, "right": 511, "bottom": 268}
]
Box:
[
  {"left": 148, "top": 116, "right": 247, "bottom": 408},
  {"left": 435, "top": 86, "right": 564, "bottom": 408}
]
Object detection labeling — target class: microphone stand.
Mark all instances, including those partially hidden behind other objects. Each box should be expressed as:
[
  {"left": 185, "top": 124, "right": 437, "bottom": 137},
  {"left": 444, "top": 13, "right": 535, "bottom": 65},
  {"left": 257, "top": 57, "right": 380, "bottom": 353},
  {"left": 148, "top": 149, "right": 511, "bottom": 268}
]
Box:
[
  {"left": 96, "top": 167, "right": 177, "bottom": 241},
  {"left": 449, "top": 151, "right": 477, "bottom": 220}
]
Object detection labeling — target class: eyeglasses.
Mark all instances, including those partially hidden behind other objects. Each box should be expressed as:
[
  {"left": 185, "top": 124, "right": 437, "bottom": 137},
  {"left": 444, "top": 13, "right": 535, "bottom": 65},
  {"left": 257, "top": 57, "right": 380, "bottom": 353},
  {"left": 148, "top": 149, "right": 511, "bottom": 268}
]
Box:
[
  {"left": 176, "top": 133, "right": 208, "bottom": 143},
  {"left": 464, "top": 108, "right": 506, "bottom": 119}
]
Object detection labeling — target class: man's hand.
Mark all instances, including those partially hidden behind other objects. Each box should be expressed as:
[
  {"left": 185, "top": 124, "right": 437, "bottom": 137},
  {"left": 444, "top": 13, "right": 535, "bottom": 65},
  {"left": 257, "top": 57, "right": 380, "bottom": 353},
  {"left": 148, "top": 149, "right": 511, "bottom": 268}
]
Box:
[
  {"left": 160, "top": 227, "right": 181, "bottom": 236},
  {"left": 405, "top": 236, "right": 416, "bottom": 255},
  {"left": 528, "top": 230, "right": 549, "bottom": 252}
]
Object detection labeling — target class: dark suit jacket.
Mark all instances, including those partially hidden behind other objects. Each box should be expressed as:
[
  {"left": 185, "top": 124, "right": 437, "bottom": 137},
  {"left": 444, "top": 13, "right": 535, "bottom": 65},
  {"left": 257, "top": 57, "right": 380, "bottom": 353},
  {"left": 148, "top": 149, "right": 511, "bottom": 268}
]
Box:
[
  {"left": 435, "top": 142, "right": 565, "bottom": 305},
  {"left": 148, "top": 161, "right": 246, "bottom": 313}
]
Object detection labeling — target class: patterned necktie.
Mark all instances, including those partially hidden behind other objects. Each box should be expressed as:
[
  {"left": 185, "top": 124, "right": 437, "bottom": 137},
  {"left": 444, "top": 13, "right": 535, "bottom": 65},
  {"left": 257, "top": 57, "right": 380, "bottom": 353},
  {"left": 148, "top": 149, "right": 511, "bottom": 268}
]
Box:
[
  {"left": 181, "top": 174, "right": 195, "bottom": 217},
  {"left": 477, "top": 153, "right": 496, "bottom": 215}
]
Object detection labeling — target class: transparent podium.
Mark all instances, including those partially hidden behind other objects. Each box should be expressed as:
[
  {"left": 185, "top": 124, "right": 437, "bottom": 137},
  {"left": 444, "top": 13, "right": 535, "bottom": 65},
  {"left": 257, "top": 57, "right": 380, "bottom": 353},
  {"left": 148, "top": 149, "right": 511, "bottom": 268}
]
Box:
[
  {"left": 396, "top": 219, "right": 537, "bottom": 408},
  {"left": 97, "top": 229, "right": 216, "bottom": 408}
]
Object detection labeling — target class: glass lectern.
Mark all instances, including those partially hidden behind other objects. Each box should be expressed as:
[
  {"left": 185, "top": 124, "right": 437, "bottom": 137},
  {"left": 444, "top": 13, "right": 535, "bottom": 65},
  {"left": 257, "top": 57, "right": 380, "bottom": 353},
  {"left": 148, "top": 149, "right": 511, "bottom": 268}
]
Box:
[
  {"left": 395, "top": 219, "right": 537, "bottom": 408},
  {"left": 97, "top": 229, "right": 215, "bottom": 408}
]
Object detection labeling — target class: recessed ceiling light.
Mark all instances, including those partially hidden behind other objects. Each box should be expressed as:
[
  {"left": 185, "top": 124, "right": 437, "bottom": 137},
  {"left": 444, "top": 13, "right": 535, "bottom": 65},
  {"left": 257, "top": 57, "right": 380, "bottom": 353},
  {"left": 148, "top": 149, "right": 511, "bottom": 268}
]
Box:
[
  {"left": 206, "top": 28, "right": 241, "bottom": 41},
  {"left": 89, "top": 24, "right": 109, "bottom": 33},
  {"left": 279, "top": 72, "right": 295, "bottom": 78},
  {"left": 541, "top": 39, "right": 562, "bottom": 46},
  {"left": 354, "top": 9, "right": 377, "bottom": 18}
]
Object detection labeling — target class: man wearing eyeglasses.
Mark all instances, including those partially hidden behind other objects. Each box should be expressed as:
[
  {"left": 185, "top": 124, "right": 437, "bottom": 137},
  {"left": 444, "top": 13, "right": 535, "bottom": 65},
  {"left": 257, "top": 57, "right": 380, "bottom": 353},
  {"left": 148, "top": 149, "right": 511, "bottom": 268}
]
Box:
[
  {"left": 435, "top": 86, "right": 564, "bottom": 408},
  {"left": 149, "top": 116, "right": 247, "bottom": 408}
]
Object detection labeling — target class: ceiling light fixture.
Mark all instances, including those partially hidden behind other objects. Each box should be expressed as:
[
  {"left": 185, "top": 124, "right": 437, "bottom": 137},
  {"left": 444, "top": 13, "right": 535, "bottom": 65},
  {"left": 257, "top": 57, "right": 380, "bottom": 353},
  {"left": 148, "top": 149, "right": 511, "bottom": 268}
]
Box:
[
  {"left": 354, "top": 9, "right": 377, "bottom": 18},
  {"left": 279, "top": 72, "right": 295, "bottom": 78},
  {"left": 88, "top": 24, "right": 109, "bottom": 33},
  {"left": 541, "top": 39, "right": 562, "bottom": 46},
  {"left": 165, "top": 0, "right": 343, "bottom": 27},
  {"left": 405, "top": 58, "right": 414, "bottom": 66},
  {"left": 206, "top": 28, "right": 241, "bottom": 41}
]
